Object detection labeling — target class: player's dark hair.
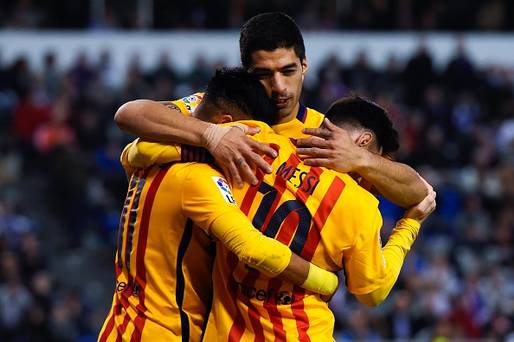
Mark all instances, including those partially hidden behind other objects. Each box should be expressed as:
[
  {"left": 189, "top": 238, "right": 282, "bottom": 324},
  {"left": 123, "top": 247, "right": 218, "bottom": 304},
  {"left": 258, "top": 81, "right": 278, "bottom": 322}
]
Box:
[
  {"left": 204, "top": 67, "right": 278, "bottom": 125},
  {"left": 240, "top": 12, "right": 306, "bottom": 69},
  {"left": 325, "top": 95, "right": 400, "bottom": 154}
]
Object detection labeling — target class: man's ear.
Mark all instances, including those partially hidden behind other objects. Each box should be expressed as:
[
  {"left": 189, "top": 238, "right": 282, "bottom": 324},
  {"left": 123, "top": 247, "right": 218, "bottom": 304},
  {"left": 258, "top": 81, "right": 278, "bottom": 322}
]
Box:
[
  {"left": 218, "top": 113, "right": 234, "bottom": 124},
  {"left": 356, "top": 131, "right": 374, "bottom": 148},
  {"left": 301, "top": 58, "right": 309, "bottom": 80}
]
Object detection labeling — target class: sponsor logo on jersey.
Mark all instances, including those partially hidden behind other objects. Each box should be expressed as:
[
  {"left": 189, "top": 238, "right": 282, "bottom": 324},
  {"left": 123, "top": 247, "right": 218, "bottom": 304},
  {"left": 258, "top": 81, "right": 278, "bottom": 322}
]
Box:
[
  {"left": 212, "top": 176, "right": 236, "bottom": 205},
  {"left": 235, "top": 281, "right": 297, "bottom": 305}
]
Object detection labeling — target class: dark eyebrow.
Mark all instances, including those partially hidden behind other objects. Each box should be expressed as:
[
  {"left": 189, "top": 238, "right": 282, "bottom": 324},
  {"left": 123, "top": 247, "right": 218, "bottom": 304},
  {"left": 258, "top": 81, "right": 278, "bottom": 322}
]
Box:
[
  {"left": 251, "top": 63, "right": 298, "bottom": 73},
  {"left": 251, "top": 68, "right": 272, "bottom": 73},
  {"left": 280, "top": 63, "right": 298, "bottom": 70}
]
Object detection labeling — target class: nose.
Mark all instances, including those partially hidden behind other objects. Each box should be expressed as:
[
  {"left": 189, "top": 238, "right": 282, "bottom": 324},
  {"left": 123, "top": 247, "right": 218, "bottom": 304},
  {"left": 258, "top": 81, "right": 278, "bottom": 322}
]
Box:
[{"left": 270, "top": 73, "right": 287, "bottom": 95}]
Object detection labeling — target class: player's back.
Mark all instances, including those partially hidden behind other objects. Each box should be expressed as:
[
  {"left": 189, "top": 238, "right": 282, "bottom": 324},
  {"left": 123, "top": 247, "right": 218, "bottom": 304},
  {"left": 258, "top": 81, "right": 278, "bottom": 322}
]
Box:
[
  {"left": 209, "top": 121, "right": 383, "bottom": 341},
  {"left": 99, "top": 163, "right": 214, "bottom": 342}
]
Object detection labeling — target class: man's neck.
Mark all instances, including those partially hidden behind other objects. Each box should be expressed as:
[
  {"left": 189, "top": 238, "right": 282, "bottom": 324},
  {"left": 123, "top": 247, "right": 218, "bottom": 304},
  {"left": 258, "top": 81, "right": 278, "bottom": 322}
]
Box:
[{"left": 277, "top": 102, "right": 301, "bottom": 124}]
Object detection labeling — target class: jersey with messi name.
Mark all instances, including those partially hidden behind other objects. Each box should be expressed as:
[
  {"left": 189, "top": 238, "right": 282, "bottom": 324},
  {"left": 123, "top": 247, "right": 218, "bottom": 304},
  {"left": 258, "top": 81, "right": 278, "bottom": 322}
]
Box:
[{"left": 204, "top": 121, "right": 387, "bottom": 342}]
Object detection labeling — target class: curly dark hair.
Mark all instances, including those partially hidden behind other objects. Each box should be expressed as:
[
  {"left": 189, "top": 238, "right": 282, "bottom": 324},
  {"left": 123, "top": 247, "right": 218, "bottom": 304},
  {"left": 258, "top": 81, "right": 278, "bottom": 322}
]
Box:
[
  {"left": 204, "top": 67, "right": 278, "bottom": 125},
  {"left": 239, "top": 12, "right": 306, "bottom": 69}
]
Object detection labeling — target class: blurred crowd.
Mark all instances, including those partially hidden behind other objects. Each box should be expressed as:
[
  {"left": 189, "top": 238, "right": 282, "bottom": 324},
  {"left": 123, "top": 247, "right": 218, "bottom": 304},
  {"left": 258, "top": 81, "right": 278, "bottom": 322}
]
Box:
[
  {"left": 1, "top": 0, "right": 514, "bottom": 31},
  {"left": 0, "top": 37, "right": 513, "bottom": 341}
]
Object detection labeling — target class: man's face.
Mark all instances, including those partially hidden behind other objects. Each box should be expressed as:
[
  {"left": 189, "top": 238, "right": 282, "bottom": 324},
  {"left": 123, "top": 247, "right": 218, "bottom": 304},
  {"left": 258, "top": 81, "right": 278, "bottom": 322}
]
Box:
[{"left": 248, "top": 48, "right": 307, "bottom": 124}]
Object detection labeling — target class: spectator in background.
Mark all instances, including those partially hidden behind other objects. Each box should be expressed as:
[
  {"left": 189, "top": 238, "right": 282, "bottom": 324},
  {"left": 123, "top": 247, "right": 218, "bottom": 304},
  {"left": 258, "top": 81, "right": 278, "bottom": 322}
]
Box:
[
  {"left": 0, "top": 33, "right": 512, "bottom": 340},
  {"left": 403, "top": 38, "right": 436, "bottom": 106},
  {"left": 0, "top": 252, "right": 33, "bottom": 339}
]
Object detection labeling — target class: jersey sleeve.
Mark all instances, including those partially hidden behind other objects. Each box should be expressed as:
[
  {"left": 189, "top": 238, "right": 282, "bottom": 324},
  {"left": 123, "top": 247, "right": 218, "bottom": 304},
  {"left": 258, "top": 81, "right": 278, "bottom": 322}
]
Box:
[
  {"left": 339, "top": 184, "right": 388, "bottom": 295},
  {"left": 170, "top": 92, "right": 204, "bottom": 115},
  {"left": 356, "top": 218, "right": 421, "bottom": 306},
  {"left": 125, "top": 139, "right": 212, "bottom": 169},
  {"left": 180, "top": 164, "right": 293, "bottom": 277},
  {"left": 180, "top": 164, "right": 239, "bottom": 233}
]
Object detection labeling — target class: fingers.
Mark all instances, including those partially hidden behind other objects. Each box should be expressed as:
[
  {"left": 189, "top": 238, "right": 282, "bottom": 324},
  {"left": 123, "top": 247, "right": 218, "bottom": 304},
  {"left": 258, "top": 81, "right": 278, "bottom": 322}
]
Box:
[
  {"left": 323, "top": 118, "right": 339, "bottom": 131},
  {"left": 302, "top": 158, "right": 332, "bottom": 167},
  {"left": 235, "top": 157, "right": 259, "bottom": 186},
  {"left": 302, "top": 127, "right": 332, "bottom": 139},
  {"left": 245, "top": 125, "right": 261, "bottom": 135},
  {"left": 297, "top": 147, "right": 333, "bottom": 158},
  {"left": 295, "top": 136, "right": 330, "bottom": 148},
  {"left": 247, "top": 139, "right": 277, "bottom": 159},
  {"left": 230, "top": 123, "right": 249, "bottom": 134},
  {"left": 226, "top": 161, "right": 244, "bottom": 189},
  {"left": 246, "top": 151, "right": 273, "bottom": 174},
  {"left": 220, "top": 164, "right": 234, "bottom": 190}
]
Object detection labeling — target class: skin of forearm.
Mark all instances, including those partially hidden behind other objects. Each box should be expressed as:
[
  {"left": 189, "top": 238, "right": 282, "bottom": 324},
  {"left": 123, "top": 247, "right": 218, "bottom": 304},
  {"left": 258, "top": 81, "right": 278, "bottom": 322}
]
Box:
[
  {"left": 356, "top": 218, "right": 420, "bottom": 306},
  {"left": 356, "top": 152, "right": 428, "bottom": 208},
  {"left": 280, "top": 253, "right": 308, "bottom": 284},
  {"left": 114, "top": 100, "right": 210, "bottom": 146}
]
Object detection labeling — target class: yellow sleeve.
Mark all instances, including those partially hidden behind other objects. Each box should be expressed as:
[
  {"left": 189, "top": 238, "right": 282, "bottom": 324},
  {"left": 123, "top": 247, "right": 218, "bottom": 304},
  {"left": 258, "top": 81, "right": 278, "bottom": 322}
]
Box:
[
  {"left": 180, "top": 164, "right": 291, "bottom": 277},
  {"left": 356, "top": 218, "right": 420, "bottom": 306},
  {"left": 125, "top": 139, "right": 212, "bottom": 169},
  {"left": 339, "top": 183, "right": 388, "bottom": 295},
  {"left": 127, "top": 139, "right": 182, "bottom": 168},
  {"left": 120, "top": 140, "right": 137, "bottom": 176}
]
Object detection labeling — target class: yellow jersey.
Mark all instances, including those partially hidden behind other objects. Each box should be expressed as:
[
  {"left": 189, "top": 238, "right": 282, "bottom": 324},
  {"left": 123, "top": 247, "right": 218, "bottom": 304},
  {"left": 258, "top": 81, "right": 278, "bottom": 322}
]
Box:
[
  {"left": 99, "top": 157, "right": 294, "bottom": 341},
  {"left": 120, "top": 94, "right": 420, "bottom": 341},
  {"left": 201, "top": 121, "right": 385, "bottom": 341}
]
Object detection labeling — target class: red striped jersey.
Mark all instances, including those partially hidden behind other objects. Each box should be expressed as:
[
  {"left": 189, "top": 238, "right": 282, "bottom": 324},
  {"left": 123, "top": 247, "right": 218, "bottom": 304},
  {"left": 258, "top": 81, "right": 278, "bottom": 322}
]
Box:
[
  {"left": 98, "top": 161, "right": 250, "bottom": 341},
  {"left": 203, "top": 121, "right": 386, "bottom": 341}
]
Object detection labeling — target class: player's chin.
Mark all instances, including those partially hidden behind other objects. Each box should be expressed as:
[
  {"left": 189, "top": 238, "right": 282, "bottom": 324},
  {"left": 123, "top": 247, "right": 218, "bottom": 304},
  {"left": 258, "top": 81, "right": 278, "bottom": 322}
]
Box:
[{"left": 277, "top": 106, "right": 294, "bottom": 119}]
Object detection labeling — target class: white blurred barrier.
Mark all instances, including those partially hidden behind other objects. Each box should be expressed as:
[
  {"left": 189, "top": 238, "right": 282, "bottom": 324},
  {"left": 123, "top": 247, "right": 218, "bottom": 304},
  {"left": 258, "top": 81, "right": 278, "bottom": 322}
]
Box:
[{"left": 1, "top": 30, "right": 513, "bottom": 85}]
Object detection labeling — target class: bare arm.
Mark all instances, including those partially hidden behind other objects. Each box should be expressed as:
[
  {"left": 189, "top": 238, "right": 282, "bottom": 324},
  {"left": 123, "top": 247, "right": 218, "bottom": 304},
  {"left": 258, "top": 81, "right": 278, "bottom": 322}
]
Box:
[
  {"left": 115, "top": 99, "right": 210, "bottom": 145},
  {"left": 115, "top": 99, "right": 276, "bottom": 187},
  {"left": 296, "top": 118, "right": 429, "bottom": 208}
]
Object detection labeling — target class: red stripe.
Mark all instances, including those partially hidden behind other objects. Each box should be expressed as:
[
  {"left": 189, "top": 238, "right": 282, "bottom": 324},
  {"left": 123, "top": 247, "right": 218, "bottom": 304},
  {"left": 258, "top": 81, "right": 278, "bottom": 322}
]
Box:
[
  {"left": 291, "top": 287, "right": 310, "bottom": 341},
  {"left": 227, "top": 253, "right": 246, "bottom": 342},
  {"left": 239, "top": 145, "right": 278, "bottom": 215},
  {"left": 274, "top": 167, "right": 322, "bottom": 244},
  {"left": 128, "top": 167, "right": 170, "bottom": 342},
  {"left": 99, "top": 308, "right": 116, "bottom": 342},
  {"left": 247, "top": 304, "right": 265, "bottom": 342},
  {"left": 116, "top": 314, "right": 131, "bottom": 342},
  {"left": 243, "top": 154, "right": 300, "bottom": 339},
  {"left": 273, "top": 210, "right": 299, "bottom": 246},
  {"left": 260, "top": 154, "right": 298, "bottom": 232},
  {"left": 263, "top": 278, "right": 287, "bottom": 341},
  {"left": 239, "top": 181, "right": 261, "bottom": 215},
  {"left": 267, "top": 166, "right": 321, "bottom": 341},
  {"left": 301, "top": 177, "right": 345, "bottom": 261}
]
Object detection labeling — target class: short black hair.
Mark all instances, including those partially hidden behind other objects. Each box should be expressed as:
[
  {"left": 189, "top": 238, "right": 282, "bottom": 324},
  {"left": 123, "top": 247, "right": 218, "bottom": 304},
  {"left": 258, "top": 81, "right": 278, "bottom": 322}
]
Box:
[
  {"left": 204, "top": 67, "right": 278, "bottom": 125},
  {"left": 240, "top": 12, "right": 306, "bottom": 69},
  {"left": 325, "top": 95, "right": 399, "bottom": 154}
]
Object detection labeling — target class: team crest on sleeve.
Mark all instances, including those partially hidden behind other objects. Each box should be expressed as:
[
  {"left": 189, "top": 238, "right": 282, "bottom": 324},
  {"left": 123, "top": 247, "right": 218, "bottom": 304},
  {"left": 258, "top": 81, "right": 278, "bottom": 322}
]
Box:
[
  {"left": 181, "top": 93, "right": 203, "bottom": 113},
  {"left": 212, "top": 176, "right": 236, "bottom": 205}
]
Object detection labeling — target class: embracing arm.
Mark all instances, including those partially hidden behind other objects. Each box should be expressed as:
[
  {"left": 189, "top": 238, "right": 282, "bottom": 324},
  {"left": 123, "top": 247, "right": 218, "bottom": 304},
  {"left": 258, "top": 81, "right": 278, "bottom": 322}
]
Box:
[
  {"left": 115, "top": 99, "right": 275, "bottom": 187},
  {"left": 210, "top": 211, "right": 338, "bottom": 296},
  {"left": 115, "top": 99, "right": 210, "bottom": 145},
  {"left": 355, "top": 152, "right": 429, "bottom": 208},
  {"left": 181, "top": 164, "right": 337, "bottom": 296},
  {"left": 297, "top": 118, "right": 429, "bottom": 208}
]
